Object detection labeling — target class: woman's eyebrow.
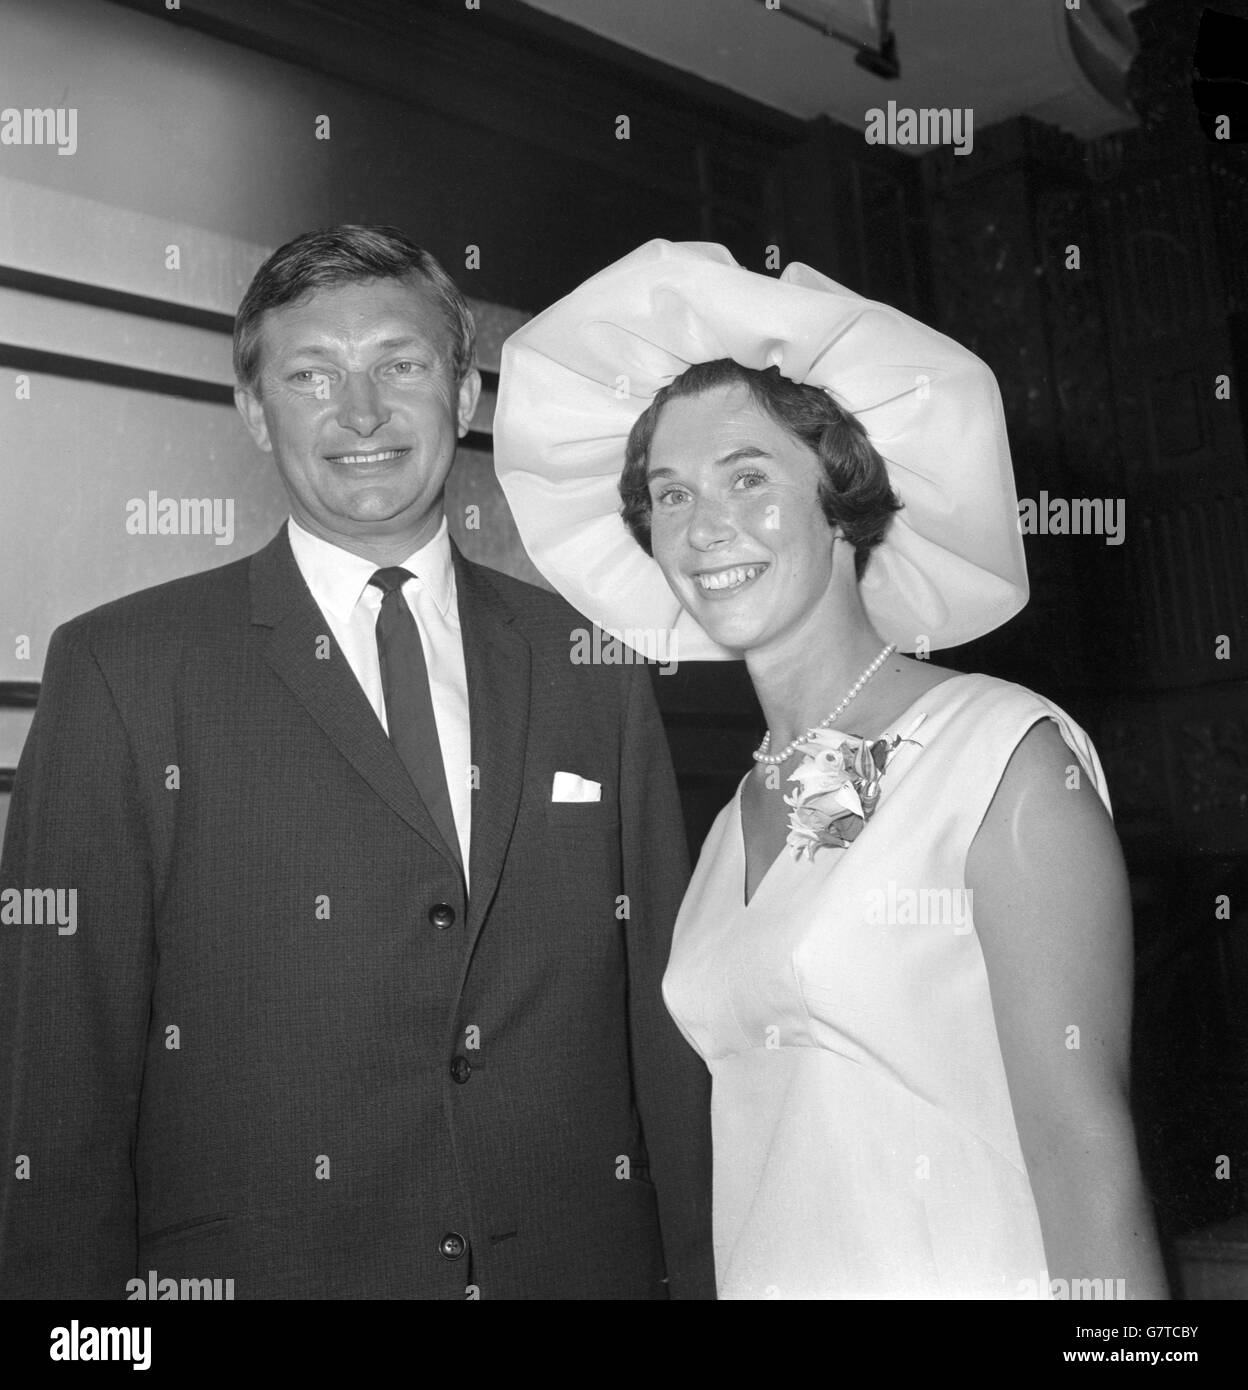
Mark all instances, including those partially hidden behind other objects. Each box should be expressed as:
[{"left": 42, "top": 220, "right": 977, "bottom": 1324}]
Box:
[{"left": 647, "top": 445, "right": 774, "bottom": 482}]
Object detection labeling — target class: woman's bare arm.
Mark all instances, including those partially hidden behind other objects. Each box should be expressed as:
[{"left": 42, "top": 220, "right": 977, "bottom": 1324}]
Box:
[{"left": 967, "top": 719, "right": 1169, "bottom": 1299}]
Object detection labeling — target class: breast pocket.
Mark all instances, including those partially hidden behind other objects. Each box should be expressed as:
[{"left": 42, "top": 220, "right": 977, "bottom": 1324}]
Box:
[
  {"left": 546, "top": 800, "right": 619, "bottom": 830},
  {"left": 544, "top": 802, "right": 623, "bottom": 917}
]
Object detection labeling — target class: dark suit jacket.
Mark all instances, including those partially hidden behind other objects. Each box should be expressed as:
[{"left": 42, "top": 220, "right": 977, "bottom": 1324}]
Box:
[{"left": 0, "top": 526, "right": 713, "bottom": 1299}]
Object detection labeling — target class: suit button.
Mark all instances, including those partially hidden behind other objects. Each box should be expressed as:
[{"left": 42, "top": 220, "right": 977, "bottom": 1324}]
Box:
[
  {"left": 439, "top": 1231, "right": 467, "bottom": 1260},
  {"left": 429, "top": 903, "right": 456, "bottom": 930},
  {"left": 450, "top": 1055, "right": 472, "bottom": 1084}
]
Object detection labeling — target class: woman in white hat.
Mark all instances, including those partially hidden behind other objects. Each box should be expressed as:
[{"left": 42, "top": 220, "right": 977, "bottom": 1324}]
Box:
[{"left": 494, "top": 241, "right": 1167, "bottom": 1300}]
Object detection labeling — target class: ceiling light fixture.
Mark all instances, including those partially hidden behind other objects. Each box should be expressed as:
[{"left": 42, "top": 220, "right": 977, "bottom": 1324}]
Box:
[{"left": 754, "top": 0, "right": 900, "bottom": 79}]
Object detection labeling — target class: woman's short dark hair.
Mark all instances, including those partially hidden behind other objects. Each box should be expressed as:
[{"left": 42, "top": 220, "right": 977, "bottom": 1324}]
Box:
[
  {"left": 619, "top": 359, "right": 902, "bottom": 581},
  {"left": 233, "top": 224, "right": 475, "bottom": 393}
]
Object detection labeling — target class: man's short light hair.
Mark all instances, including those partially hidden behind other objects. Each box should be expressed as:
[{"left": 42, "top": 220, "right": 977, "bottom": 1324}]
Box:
[{"left": 233, "top": 224, "right": 476, "bottom": 393}]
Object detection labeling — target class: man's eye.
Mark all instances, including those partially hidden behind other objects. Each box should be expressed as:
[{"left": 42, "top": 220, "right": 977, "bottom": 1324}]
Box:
[
  {"left": 389, "top": 360, "right": 422, "bottom": 375},
  {"left": 291, "top": 370, "right": 326, "bottom": 385}
]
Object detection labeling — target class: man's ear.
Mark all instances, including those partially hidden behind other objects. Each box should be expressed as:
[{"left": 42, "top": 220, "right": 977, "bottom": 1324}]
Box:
[
  {"left": 234, "top": 385, "right": 272, "bottom": 453},
  {"left": 455, "top": 368, "right": 483, "bottom": 438}
]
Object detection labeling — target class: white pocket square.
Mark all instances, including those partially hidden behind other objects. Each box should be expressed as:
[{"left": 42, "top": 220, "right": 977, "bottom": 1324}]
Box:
[{"left": 551, "top": 771, "right": 601, "bottom": 803}]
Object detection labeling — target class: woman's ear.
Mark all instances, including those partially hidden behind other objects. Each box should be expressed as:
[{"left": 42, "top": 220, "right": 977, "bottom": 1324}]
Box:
[{"left": 829, "top": 527, "right": 862, "bottom": 584}]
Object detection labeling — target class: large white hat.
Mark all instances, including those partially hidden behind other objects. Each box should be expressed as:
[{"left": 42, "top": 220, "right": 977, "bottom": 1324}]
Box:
[{"left": 493, "top": 239, "right": 1027, "bottom": 660}]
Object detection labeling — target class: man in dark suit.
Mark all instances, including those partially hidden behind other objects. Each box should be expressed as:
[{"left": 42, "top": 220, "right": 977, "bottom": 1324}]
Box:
[{"left": 0, "top": 225, "right": 713, "bottom": 1299}]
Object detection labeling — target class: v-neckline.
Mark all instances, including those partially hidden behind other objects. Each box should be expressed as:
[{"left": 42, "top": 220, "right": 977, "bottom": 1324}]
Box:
[{"left": 734, "top": 674, "right": 967, "bottom": 909}]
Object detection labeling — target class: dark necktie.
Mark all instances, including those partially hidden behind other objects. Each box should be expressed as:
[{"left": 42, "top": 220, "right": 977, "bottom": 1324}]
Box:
[{"left": 369, "top": 567, "right": 462, "bottom": 874}]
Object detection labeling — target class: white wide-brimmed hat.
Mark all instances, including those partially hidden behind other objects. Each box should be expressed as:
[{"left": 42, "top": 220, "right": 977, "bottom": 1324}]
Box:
[{"left": 493, "top": 239, "right": 1027, "bottom": 660}]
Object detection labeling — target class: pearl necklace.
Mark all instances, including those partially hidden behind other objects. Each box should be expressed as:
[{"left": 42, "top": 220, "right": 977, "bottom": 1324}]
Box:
[{"left": 752, "top": 643, "right": 897, "bottom": 765}]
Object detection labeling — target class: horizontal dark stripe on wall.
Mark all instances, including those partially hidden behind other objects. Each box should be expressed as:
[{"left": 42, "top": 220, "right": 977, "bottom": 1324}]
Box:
[
  {"left": 0, "top": 683, "right": 37, "bottom": 795},
  {"left": 0, "top": 682, "right": 40, "bottom": 708},
  {"left": 0, "top": 265, "right": 236, "bottom": 335},
  {"left": 0, "top": 344, "right": 234, "bottom": 405}
]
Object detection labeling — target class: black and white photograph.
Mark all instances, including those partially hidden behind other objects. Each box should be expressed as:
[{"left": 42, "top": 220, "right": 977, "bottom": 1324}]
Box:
[{"left": 0, "top": 0, "right": 1245, "bottom": 1360}]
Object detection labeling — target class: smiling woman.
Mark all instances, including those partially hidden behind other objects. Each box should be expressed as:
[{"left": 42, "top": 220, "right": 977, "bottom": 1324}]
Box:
[
  {"left": 622, "top": 357, "right": 901, "bottom": 578},
  {"left": 493, "top": 238, "right": 1170, "bottom": 1300},
  {"left": 620, "top": 359, "right": 902, "bottom": 657}
]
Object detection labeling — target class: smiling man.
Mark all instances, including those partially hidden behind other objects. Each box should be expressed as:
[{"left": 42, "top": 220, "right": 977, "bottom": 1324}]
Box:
[{"left": 0, "top": 225, "right": 713, "bottom": 1300}]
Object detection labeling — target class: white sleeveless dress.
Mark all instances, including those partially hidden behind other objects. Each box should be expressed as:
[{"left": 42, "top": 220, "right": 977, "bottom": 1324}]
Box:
[{"left": 662, "top": 674, "right": 1110, "bottom": 1300}]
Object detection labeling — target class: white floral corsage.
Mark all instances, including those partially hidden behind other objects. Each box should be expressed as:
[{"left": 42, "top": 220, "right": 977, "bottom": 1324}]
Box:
[{"left": 782, "top": 715, "right": 926, "bottom": 860}]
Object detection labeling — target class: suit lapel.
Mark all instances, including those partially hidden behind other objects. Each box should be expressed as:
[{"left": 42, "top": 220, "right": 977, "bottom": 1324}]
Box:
[
  {"left": 249, "top": 527, "right": 461, "bottom": 874},
  {"left": 454, "top": 547, "right": 531, "bottom": 941}
]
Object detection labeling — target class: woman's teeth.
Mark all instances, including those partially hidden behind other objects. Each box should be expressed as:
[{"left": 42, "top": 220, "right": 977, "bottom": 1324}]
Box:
[{"left": 695, "top": 564, "right": 766, "bottom": 592}]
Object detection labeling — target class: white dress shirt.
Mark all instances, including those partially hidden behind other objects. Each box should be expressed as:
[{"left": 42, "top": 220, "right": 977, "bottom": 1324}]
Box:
[{"left": 286, "top": 514, "right": 472, "bottom": 884}]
